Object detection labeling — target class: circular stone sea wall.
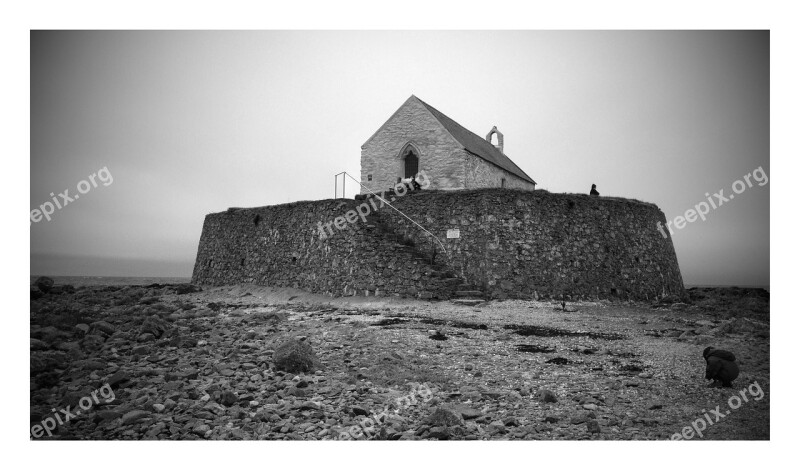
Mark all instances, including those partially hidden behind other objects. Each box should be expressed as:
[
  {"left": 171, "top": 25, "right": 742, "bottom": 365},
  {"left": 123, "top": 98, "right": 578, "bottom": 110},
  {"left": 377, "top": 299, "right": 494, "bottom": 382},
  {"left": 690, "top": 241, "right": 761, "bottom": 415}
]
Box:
[
  {"left": 385, "top": 188, "right": 686, "bottom": 301},
  {"left": 192, "top": 188, "right": 686, "bottom": 302}
]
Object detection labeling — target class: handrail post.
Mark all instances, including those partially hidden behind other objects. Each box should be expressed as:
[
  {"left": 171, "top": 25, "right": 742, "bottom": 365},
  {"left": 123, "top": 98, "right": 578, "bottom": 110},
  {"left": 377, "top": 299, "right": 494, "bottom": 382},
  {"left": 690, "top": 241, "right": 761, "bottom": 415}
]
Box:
[{"left": 334, "top": 171, "right": 347, "bottom": 199}]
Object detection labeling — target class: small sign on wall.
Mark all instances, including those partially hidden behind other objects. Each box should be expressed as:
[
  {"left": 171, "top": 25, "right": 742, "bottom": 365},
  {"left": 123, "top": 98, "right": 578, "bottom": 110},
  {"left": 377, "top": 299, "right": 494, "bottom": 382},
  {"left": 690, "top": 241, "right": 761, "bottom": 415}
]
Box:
[{"left": 447, "top": 229, "right": 460, "bottom": 239}]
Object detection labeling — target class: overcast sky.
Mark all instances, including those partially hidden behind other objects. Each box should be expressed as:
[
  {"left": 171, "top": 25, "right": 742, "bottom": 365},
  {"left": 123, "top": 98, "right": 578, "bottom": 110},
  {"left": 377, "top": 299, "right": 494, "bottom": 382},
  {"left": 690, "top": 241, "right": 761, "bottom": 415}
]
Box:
[{"left": 30, "top": 30, "right": 769, "bottom": 286}]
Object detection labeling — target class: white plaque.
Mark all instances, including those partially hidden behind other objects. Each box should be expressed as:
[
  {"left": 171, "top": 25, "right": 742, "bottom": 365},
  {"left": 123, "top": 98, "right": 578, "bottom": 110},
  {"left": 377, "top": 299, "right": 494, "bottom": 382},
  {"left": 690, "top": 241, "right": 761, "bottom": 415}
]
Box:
[{"left": 447, "top": 229, "right": 460, "bottom": 239}]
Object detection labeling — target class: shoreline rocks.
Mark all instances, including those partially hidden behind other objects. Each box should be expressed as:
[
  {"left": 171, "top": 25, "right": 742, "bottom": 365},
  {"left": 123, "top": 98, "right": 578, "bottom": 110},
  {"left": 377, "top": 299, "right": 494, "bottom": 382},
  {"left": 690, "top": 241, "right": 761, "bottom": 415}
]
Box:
[{"left": 29, "top": 283, "right": 770, "bottom": 441}]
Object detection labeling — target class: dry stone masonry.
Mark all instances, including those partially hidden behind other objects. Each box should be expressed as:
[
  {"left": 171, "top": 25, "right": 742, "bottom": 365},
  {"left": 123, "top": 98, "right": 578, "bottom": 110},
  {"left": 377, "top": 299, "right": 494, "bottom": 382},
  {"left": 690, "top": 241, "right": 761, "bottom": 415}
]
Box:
[{"left": 192, "top": 188, "right": 685, "bottom": 301}]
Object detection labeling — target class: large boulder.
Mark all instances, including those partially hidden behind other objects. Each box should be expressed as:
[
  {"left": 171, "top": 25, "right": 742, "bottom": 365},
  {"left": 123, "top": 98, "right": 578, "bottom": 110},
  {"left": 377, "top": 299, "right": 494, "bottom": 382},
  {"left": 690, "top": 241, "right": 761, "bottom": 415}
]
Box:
[
  {"left": 30, "top": 287, "right": 44, "bottom": 300},
  {"left": 538, "top": 389, "right": 558, "bottom": 403},
  {"left": 273, "top": 339, "right": 318, "bottom": 373},
  {"left": 81, "top": 334, "right": 105, "bottom": 352},
  {"left": 30, "top": 338, "right": 50, "bottom": 351},
  {"left": 175, "top": 284, "right": 201, "bottom": 295},
  {"left": 34, "top": 276, "right": 54, "bottom": 294},
  {"left": 426, "top": 407, "right": 465, "bottom": 427},
  {"left": 33, "top": 326, "right": 71, "bottom": 346},
  {"left": 91, "top": 320, "right": 116, "bottom": 336},
  {"left": 30, "top": 351, "right": 70, "bottom": 374}
]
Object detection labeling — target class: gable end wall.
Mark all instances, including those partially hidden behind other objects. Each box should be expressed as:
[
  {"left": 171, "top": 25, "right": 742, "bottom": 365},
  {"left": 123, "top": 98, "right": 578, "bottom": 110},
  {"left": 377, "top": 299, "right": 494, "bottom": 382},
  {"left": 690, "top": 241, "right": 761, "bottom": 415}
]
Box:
[{"left": 361, "top": 99, "right": 466, "bottom": 193}]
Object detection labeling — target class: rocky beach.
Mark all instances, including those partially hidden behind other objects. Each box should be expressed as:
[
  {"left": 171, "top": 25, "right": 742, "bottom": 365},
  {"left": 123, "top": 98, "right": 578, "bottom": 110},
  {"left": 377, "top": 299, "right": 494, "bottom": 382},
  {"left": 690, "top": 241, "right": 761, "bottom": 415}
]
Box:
[{"left": 30, "top": 280, "right": 770, "bottom": 440}]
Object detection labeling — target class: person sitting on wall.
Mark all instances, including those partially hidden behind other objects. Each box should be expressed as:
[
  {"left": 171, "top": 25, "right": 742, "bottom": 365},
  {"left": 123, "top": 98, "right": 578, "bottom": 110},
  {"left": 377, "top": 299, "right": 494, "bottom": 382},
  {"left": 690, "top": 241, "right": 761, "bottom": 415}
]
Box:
[
  {"left": 703, "top": 346, "right": 740, "bottom": 388},
  {"left": 590, "top": 184, "right": 600, "bottom": 196}
]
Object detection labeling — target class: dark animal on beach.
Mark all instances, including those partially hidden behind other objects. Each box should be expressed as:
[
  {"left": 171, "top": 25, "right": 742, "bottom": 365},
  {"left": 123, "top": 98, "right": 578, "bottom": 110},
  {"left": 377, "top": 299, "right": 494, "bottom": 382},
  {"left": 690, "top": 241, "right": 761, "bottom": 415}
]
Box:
[
  {"left": 590, "top": 184, "right": 600, "bottom": 196},
  {"left": 703, "top": 346, "right": 740, "bottom": 388}
]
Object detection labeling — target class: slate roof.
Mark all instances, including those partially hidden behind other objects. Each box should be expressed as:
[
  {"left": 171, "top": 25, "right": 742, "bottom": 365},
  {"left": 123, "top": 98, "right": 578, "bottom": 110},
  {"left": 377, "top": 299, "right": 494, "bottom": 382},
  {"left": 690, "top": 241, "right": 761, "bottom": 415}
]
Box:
[
  {"left": 363, "top": 95, "right": 535, "bottom": 185},
  {"left": 414, "top": 97, "right": 536, "bottom": 185}
]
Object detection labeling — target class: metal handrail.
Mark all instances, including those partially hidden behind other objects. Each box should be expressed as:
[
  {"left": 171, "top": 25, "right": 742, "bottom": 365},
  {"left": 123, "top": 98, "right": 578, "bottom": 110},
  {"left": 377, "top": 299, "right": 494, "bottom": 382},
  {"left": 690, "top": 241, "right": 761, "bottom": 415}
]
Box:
[
  {"left": 334, "top": 172, "right": 346, "bottom": 199},
  {"left": 338, "top": 171, "right": 448, "bottom": 258}
]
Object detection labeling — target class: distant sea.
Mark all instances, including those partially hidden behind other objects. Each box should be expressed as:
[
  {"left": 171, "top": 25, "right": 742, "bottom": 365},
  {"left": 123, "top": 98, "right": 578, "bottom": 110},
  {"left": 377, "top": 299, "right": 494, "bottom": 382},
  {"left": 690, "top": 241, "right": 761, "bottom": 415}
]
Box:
[
  {"left": 30, "top": 276, "right": 192, "bottom": 287},
  {"left": 29, "top": 277, "right": 768, "bottom": 292}
]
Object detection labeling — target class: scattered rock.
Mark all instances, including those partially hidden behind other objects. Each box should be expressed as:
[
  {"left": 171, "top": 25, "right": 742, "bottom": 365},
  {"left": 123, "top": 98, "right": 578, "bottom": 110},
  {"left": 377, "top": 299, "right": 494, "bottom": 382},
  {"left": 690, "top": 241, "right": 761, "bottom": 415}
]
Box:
[
  {"left": 587, "top": 419, "right": 601, "bottom": 434},
  {"left": 91, "top": 321, "right": 116, "bottom": 336},
  {"left": 31, "top": 287, "right": 44, "bottom": 300},
  {"left": 175, "top": 284, "right": 201, "bottom": 295},
  {"left": 429, "top": 331, "right": 448, "bottom": 341},
  {"left": 192, "top": 423, "right": 211, "bottom": 437},
  {"left": 35, "top": 276, "right": 54, "bottom": 294},
  {"left": 30, "top": 338, "right": 49, "bottom": 351},
  {"left": 502, "top": 416, "right": 519, "bottom": 427},
  {"left": 93, "top": 410, "right": 122, "bottom": 424},
  {"left": 28, "top": 283, "right": 770, "bottom": 441},
  {"left": 538, "top": 389, "right": 558, "bottom": 403},
  {"left": 220, "top": 391, "right": 239, "bottom": 407},
  {"left": 427, "top": 407, "right": 465, "bottom": 427},
  {"left": 140, "top": 315, "right": 170, "bottom": 339},
  {"left": 138, "top": 333, "right": 156, "bottom": 342},
  {"left": 486, "top": 421, "right": 507, "bottom": 434},
  {"left": 545, "top": 357, "right": 572, "bottom": 365},
  {"left": 454, "top": 406, "right": 482, "bottom": 420},
  {"left": 107, "top": 370, "right": 131, "bottom": 388},
  {"left": 570, "top": 415, "right": 587, "bottom": 425},
  {"left": 273, "top": 339, "right": 318, "bottom": 373},
  {"left": 426, "top": 426, "right": 449, "bottom": 439},
  {"left": 121, "top": 410, "right": 151, "bottom": 425}
]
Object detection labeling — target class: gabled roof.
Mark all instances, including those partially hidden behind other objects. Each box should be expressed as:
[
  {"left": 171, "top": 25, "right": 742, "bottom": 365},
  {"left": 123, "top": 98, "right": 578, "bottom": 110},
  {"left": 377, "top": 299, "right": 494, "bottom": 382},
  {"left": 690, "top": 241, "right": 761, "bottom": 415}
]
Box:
[
  {"left": 415, "top": 97, "right": 536, "bottom": 185},
  {"left": 363, "top": 95, "right": 536, "bottom": 185}
]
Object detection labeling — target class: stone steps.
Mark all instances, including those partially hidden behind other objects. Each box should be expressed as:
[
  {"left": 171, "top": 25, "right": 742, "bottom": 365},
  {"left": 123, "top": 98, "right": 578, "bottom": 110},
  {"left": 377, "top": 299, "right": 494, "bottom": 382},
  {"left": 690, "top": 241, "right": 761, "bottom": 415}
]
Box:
[
  {"left": 363, "top": 211, "right": 474, "bottom": 301},
  {"left": 451, "top": 298, "right": 486, "bottom": 307},
  {"left": 450, "top": 286, "right": 488, "bottom": 306},
  {"left": 454, "top": 290, "right": 484, "bottom": 298}
]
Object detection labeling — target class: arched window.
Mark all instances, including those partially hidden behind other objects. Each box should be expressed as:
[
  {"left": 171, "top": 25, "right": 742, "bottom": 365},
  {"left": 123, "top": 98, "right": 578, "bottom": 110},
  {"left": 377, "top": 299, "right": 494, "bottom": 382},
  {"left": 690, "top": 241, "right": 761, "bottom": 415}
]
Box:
[{"left": 398, "top": 142, "right": 420, "bottom": 179}]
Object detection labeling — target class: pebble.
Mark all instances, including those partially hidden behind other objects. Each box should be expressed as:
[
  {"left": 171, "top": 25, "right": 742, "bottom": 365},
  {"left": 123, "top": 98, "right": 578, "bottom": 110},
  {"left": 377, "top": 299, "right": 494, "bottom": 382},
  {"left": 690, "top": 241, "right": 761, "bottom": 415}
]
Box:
[
  {"left": 587, "top": 419, "right": 601, "bottom": 434},
  {"left": 121, "top": 410, "right": 151, "bottom": 425},
  {"left": 570, "top": 416, "right": 587, "bottom": 425}
]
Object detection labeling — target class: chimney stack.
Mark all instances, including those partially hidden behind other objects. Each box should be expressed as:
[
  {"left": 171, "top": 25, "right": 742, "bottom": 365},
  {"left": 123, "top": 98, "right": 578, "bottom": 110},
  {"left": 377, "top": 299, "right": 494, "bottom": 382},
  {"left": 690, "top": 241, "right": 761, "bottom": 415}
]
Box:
[{"left": 486, "top": 126, "right": 504, "bottom": 153}]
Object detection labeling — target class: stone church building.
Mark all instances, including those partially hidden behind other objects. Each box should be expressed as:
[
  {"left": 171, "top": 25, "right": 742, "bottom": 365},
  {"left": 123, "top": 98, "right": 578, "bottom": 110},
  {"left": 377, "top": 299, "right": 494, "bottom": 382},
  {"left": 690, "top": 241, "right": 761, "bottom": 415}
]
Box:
[{"left": 360, "top": 95, "right": 536, "bottom": 194}]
